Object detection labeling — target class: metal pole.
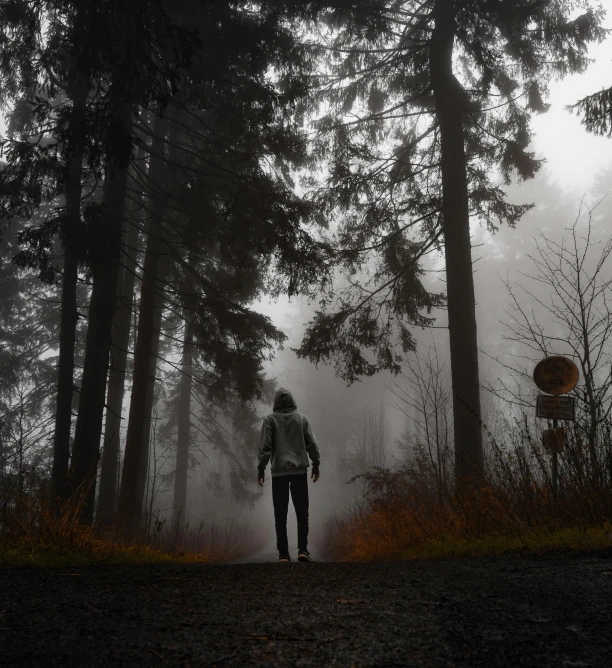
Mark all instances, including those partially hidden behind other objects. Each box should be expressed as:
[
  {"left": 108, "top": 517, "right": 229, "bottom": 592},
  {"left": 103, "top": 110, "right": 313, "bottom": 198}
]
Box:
[{"left": 552, "top": 418, "right": 558, "bottom": 500}]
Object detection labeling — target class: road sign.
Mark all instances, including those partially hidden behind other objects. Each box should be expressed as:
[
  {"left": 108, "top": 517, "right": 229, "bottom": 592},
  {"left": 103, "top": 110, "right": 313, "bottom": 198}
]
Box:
[
  {"left": 533, "top": 356, "right": 579, "bottom": 395},
  {"left": 536, "top": 395, "right": 575, "bottom": 421},
  {"left": 542, "top": 427, "right": 565, "bottom": 454}
]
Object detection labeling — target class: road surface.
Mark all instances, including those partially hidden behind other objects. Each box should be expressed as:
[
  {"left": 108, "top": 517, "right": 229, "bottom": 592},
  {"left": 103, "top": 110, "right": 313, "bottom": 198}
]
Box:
[{"left": 2, "top": 552, "right": 612, "bottom": 666}]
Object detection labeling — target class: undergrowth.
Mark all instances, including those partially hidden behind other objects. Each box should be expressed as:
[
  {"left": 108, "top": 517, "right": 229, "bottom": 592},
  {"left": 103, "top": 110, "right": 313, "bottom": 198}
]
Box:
[
  {"left": 0, "top": 481, "right": 261, "bottom": 567},
  {"left": 324, "top": 492, "right": 612, "bottom": 562},
  {"left": 324, "top": 417, "right": 612, "bottom": 562}
]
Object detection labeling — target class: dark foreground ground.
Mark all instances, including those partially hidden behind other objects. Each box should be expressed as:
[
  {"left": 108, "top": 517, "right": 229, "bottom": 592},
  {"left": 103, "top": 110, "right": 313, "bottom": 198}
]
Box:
[{"left": 2, "top": 552, "right": 612, "bottom": 667}]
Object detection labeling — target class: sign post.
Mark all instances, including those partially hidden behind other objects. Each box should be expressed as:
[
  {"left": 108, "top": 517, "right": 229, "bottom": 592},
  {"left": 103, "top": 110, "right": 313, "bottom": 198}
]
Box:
[
  {"left": 551, "top": 418, "right": 559, "bottom": 497},
  {"left": 533, "top": 356, "right": 579, "bottom": 499}
]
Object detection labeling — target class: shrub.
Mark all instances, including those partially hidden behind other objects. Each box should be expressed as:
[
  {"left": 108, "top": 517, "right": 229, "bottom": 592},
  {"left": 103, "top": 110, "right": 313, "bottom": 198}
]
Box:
[{"left": 323, "top": 414, "right": 612, "bottom": 561}]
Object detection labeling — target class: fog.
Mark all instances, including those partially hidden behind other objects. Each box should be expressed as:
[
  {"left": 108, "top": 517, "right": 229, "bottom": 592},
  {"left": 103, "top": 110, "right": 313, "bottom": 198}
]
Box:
[
  {"left": 193, "top": 34, "right": 612, "bottom": 556},
  {"left": 3, "top": 8, "right": 611, "bottom": 559}
]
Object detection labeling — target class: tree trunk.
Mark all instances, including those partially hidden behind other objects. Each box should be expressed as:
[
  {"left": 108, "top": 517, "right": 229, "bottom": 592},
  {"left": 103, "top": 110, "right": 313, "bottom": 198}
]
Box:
[
  {"left": 50, "top": 81, "right": 88, "bottom": 503},
  {"left": 18, "top": 393, "right": 24, "bottom": 494},
  {"left": 70, "top": 102, "right": 133, "bottom": 524},
  {"left": 172, "top": 314, "right": 194, "bottom": 531},
  {"left": 117, "top": 118, "right": 169, "bottom": 535},
  {"left": 95, "top": 145, "right": 145, "bottom": 529},
  {"left": 137, "top": 264, "right": 168, "bottom": 518},
  {"left": 430, "top": 0, "right": 484, "bottom": 488}
]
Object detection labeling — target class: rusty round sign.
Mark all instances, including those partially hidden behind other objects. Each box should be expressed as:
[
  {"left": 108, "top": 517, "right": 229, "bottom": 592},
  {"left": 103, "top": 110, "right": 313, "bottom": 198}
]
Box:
[{"left": 533, "top": 356, "right": 579, "bottom": 396}]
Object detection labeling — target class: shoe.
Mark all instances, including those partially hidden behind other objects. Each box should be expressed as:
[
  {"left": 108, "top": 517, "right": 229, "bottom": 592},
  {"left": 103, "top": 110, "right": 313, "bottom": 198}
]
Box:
[
  {"left": 297, "top": 551, "right": 312, "bottom": 562},
  {"left": 279, "top": 554, "right": 291, "bottom": 562}
]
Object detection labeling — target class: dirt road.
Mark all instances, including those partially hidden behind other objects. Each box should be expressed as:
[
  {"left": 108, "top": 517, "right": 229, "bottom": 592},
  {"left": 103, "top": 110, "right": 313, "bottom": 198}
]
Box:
[{"left": 2, "top": 553, "right": 612, "bottom": 666}]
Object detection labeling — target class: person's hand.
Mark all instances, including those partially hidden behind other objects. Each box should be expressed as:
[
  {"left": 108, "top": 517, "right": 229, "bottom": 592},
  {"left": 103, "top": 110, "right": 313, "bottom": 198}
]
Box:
[
  {"left": 311, "top": 468, "right": 320, "bottom": 483},
  {"left": 257, "top": 474, "right": 264, "bottom": 487}
]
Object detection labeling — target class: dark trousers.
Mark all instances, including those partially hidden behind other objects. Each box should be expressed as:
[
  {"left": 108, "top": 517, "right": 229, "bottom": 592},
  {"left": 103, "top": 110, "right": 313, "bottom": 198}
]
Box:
[{"left": 272, "top": 473, "right": 309, "bottom": 555}]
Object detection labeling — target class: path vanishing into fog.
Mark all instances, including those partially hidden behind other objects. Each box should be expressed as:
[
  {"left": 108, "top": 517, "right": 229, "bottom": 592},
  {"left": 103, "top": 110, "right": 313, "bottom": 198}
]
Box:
[{"left": 2, "top": 553, "right": 612, "bottom": 666}]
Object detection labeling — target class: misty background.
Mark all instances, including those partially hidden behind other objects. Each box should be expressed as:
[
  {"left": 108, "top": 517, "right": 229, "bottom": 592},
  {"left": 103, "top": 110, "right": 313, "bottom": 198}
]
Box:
[
  {"left": 131, "top": 40, "right": 612, "bottom": 551},
  {"left": 217, "top": 35, "right": 612, "bottom": 554},
  {"left": 2, "top": 3, "right": 611, "bottom": 559}
]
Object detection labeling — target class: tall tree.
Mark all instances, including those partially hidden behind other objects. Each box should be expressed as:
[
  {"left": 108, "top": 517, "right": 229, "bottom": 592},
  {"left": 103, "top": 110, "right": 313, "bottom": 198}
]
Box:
[
  {"left": 1, "top": 1, "right": 194, "bottom": 515},
  {"left": 117, "top": 118, "right": 170, "bottom": 534},
  {"left": 0, "top": 225, "right": 58, "bottom": 492},
  {"left": 297, "top": 0, "right": 605, "bottom": 487},
  {"left": 117, "top": 0, "right": 328, "bottom": 532},
  {"left": 67, "top": 0, "right": 195, "bottom": 523},
  {"left": 0, "top": 2, "right": 97, "bottom": 501},
  {"left": 171, "top": 312, "right": 194, "bottom": 530},
  {"left": 50, "top": 77, "right": 88, "bottom": 503},
  {"left": 95, "top": 144, "right": 145, "bottom": 529},
  {"left": 70, "top": 100, "right": 133, "bottom": 522}
]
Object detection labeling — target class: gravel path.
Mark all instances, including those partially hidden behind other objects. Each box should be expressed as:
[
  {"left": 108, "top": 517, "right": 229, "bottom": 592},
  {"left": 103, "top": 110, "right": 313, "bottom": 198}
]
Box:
[{"left": 2, "top": 552, "right": 612, "bottom": 666}]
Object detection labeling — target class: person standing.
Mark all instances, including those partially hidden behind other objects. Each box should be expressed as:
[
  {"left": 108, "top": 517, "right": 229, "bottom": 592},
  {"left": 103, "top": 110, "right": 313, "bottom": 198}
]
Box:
[{"left": 257, "top": 388, "right": 320, "bottom": 562}]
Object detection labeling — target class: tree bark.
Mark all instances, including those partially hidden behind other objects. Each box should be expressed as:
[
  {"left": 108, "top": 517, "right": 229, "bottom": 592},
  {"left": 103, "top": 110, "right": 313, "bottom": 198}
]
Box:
[
  {"left": 50, "top": 80, "right": 88, "bottom": 503},
  {"left": 172, "top": 314, "right": 194, "bottom": 531},
  {"left": 70, "top": 102, "right": 133, "bottom": 524},
  {"left": 117, "top": 118, "right": 169, "bottom": 535},
  {"left": 95, "top": 145, "right": 145, "bottom": 529},
  {"left": 137, "top": 263, "right": 169, "bottom": 521},
  {"left": 430, "top": 0, "right": 484, "bottom": 488}
]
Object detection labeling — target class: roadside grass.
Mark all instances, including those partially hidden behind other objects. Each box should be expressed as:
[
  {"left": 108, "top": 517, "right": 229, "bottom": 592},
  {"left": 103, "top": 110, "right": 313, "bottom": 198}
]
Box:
[
  {"left": 396, "top": 524, "right": 612, "bottom": 561},
  {"left": 324, "top": 416, "right": 612, "bottom": 563},
  {"left": 0, "top": 528, "right": 260, "bottom": 568},
  {"left": 0, "top": 485, "right": 262, "bottom": 568},
  {"left": 0, "top": 541, "right": 218, "bottom": 568},
  {"left": 323, "top": 464, "right": 612, "bottom": 562},
  {"left": 324, "top": 504, "right": 612, "bottom": 562}
]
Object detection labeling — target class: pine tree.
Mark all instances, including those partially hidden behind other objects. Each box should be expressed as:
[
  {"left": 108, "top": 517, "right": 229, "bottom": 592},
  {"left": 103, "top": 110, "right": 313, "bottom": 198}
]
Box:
[
  {"left": 297, "top": 0, "right": 605, "bottom": 486},
  {"left": 95, "top": 144, "right": 145, "bottom": 529},
  {"left": 171, "top": 311, "right": 194, "bottom": 531},
  {"left": 570, "top": 86, "right": 612, "bottom": 136},
  {"left": 63, "top": 1, "right": 195, "bottom": 524},
  {"left": 116, "top": 117, "right": 171, "bottom": 534},
  {"left": 0, "top": 2, "right": 96, "bottom": 502},
  {"left": 116, "top": 2, "right": 328, "bottom": 532},
  {"left": 0, "top": 225, "right": 58, "bottom": 492},
  {"left": 1, "top": 1, "right": 195, "bottom": 516}
]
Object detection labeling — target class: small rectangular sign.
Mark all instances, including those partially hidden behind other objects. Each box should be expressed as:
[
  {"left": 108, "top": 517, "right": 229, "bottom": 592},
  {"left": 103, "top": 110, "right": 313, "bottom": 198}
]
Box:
[{"left": 536, "top": 395, "right": 575, "bottom": 421}]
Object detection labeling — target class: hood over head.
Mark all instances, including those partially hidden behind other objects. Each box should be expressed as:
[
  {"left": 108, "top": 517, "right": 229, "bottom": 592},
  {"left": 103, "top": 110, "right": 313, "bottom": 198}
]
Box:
[{"left": 273, "top": 388, "right": 297, "bottom": 412}]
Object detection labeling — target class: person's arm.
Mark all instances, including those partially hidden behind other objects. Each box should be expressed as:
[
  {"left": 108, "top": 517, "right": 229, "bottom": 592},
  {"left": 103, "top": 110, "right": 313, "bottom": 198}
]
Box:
[
  {"left": 303, "top": 416, "right": 321, "bottom": 481},
  {"left": 257, "top": 417, "right": 273, "bottom": 485}
]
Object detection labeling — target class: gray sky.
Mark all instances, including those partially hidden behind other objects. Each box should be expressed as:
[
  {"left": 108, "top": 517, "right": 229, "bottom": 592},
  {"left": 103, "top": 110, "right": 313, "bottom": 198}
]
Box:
[
  {"left": 261, "top": 32, "right": 612, "bottom": 343},
  {"left": 530, "top": 35, "right": 612, "bottom": 192}
]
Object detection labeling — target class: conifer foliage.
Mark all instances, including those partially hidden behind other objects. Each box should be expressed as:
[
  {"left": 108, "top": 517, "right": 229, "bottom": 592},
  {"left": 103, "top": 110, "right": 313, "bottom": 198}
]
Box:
[
  {"left": 0, "top": 0, "right": 608, "bottom": 536},
  {"left": 0, "top": 0, "right": 328, "bottom": 530},
  {"left": 571, "top": 85, "right": 612, "bottom": 136},
  {"left": 297, "top": 0, "right": 605, "bottom": 484}
]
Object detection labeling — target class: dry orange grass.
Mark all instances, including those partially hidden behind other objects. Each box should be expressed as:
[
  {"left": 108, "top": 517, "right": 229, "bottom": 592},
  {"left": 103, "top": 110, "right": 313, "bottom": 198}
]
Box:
[
  {"left": 323, "top": 419, "right": 612, "bottom": 562},
  {"left": 324, "top": 478, "right": 612, "bottom": 562},
  {"left": 324, "top": 475, "right": 523, "bottom": 561},
  {"left": 0, "top": 480, "right": 261, "bottom": 567}
]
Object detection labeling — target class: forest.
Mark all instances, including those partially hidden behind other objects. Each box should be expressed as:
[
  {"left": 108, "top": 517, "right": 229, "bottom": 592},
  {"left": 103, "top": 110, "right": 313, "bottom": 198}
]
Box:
[{"left": 1, "top": 0, "right": 612, "bottom": 565}]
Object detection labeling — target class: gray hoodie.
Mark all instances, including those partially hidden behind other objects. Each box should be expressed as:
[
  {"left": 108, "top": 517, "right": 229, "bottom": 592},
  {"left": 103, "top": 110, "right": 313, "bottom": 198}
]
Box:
[{"left": 258, "top": 388, "right": 320, "bottom": 478}]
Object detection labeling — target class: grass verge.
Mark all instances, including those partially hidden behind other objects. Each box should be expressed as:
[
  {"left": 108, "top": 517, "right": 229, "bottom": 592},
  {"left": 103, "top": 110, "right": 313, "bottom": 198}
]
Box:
[
  {"left": 0, "top": 540, "right": 223, "bottom": 568},
  {"left": 322, "top": 469, "right": 612, "bottom": 562},
  {"left": 394, "top": 524, "right": 612, "bottom": 561},
  {"left": 0, "top": 487, "right": 263, "bottom": 568}
]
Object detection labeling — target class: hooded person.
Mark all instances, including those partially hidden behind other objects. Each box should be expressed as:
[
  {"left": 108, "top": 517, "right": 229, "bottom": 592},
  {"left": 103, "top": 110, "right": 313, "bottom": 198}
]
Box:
[{"left": 257, "top": 388, "right": 321, "bottom": 562}]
